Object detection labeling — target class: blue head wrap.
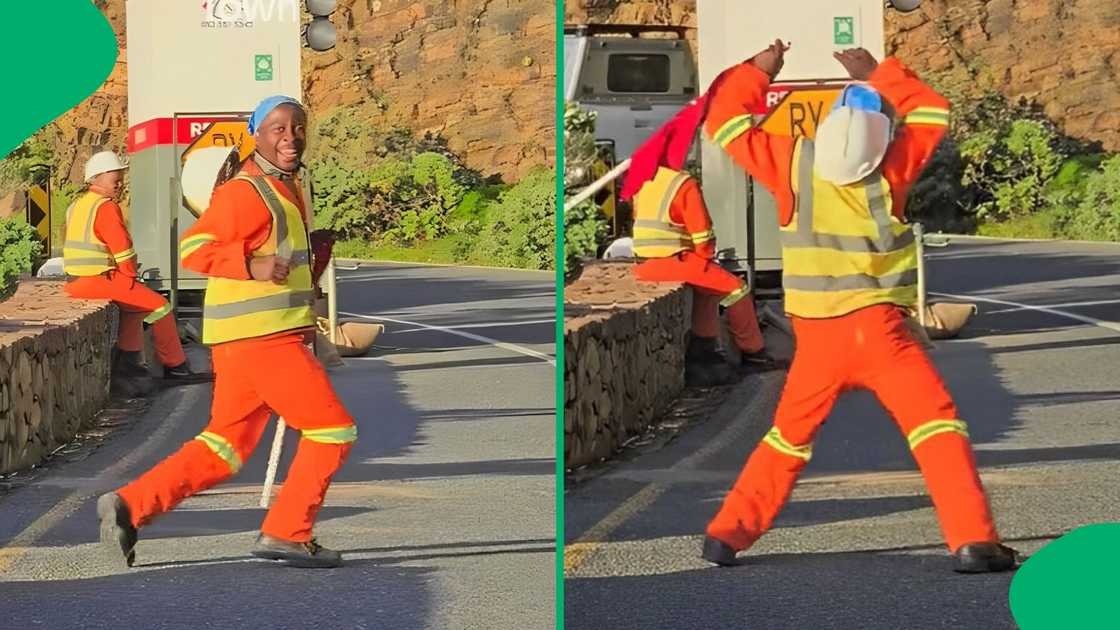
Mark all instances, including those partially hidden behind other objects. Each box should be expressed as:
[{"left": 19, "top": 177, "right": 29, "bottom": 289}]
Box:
[
  {"left": 832, "top": 85, "right": 883, "bottom": 113},
  {"left": 248, "top": 95, "right": 304, "bottom": 135}
]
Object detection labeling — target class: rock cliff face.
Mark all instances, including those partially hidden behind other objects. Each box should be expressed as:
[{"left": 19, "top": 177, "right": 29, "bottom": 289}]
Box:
[
  {"left": 50, "top": 0, "right": 555, "bottom": 184},
  {"left": 565, "top": 0, "right": 1120, "bottom": 151}
]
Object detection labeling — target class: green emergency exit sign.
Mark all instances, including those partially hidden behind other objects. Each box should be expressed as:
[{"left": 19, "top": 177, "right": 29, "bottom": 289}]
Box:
[
  {"left": 834, "top": 17, "right": 855, "bottom": 45},
  {"left": 255, "top": 54, "right": 273, "bottom": 81}
]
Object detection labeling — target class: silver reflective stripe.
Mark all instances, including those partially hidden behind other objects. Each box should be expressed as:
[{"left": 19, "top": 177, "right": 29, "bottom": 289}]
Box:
[
  {"left": 657, "top": 171, "right": 692, "bottom": 222},
  {"left": 633, "top": 238, "right": 691, "bottom": 248},
  {"left": 784, "top": 269, "right": 918, "bottom": 292},
  {"left": 66, "top": 257, "right": 117, "bottom": 266},
  {"left": 64, "top": 240, "right": 111, "bottom": 253},
  {"left": 204, "top": 290, "right": 315, "bottom": 320},
  {"left": 237, "top": 176, "right": 292, "bottom": 259},
  {"left": 83, "top": 197, "right": 102, "bottom": 246},
  {"left": 633, "top": 219, "right": 676, "bottom": 230},
  {"left": 796, "top": 138, "right": 815, "bottom": 234},
  {"left": 289, "top": 249, "right": 310, "bottom": 267},
  {"left": 864, "top": 174, "right": 893, "bottom": 236},
  {"left": 780, "top": 229, "right": 915, "bottom": 253}
]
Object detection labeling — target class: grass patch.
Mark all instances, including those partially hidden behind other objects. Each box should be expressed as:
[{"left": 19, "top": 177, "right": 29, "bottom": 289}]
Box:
[
  {"left": 335, "top": 234, "right": 488, "bottom": 266},
  {"left": 976, "top": 207, "right": 1060, "bottom": 240}
]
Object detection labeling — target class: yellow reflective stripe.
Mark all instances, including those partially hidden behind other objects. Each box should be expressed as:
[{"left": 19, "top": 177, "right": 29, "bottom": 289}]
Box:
[
  {"left": 303, "top": 425, "right": 358, "bottom": 444},
  {"left": 907, "top": 419, "right": 969, "bottom": 450},
  {"left": 691, "top": 230, "right": 714, "bottom": 244},
  {"left": 713, "top": 114, "right": 753, "bottom": 147},
  {"left": 904, "top": 109, "right": 950, "bottom": 126},
  {"left": 194, "top": 431, "right": 242, "bottom": 473},
  {"left": 180, "top": 233, "right": 217, "bottom": 259},
  {"left": 762, "top": 427, "right": 812, "bottom": 461},
  {"left": 113, "top": 248, "right": 136, "bottom": 262},
  {"left": 720, "top": 285, "right": 749, "bottom": 307},
  {"left": 144, "top": 302, "right": 173, "bottom": 324}
]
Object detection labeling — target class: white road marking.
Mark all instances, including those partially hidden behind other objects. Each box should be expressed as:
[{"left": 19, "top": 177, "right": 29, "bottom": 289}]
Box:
[
  {"left": 340, "top": 311, "right": 556, "bottom": 366},
  {"left": 389, "top": 319, "right": 556, "bottom": 334},
  {"left": 979, "top": 298, "right": 1120, "bottom": 315},
  {"left": 931, "top": 292, "right": 1120, "bottom": 334}
]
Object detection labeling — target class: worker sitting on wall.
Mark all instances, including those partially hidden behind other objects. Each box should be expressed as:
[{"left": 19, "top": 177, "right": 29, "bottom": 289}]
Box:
[
  {"left": 621, "top": 103, "right": 775, "bottom": 387},
  {"left": 63, "top": 150, "right": 211, "bottom": 384},
  {"left": 699, "top": 40, "right": 1020, "bottom": 573}
]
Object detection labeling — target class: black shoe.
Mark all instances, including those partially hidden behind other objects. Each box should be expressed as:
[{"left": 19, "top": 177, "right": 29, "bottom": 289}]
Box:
[
  {"left": 739, "top": 351, "right": 787, "bottom": 372},
  {"left": 112, "top": 349, "right": 150, "bottom": 378},
  {"left": 96, "top": 493, "right": 137, "bottom": 568},
  {"left": 163, "top": 361, "right": 214, "bottom": 384},
  {"left": 686, "top": 360, "right": 738, "bottom": 387},
  {"left": 701, "top": 536, "right": 739, "bottom": 566},
  {"left": 952, "top": 542, "right": 1022, "bottom": 573},
  {"left": 251, "top": 534, "right": 343, "bottom": 568}
]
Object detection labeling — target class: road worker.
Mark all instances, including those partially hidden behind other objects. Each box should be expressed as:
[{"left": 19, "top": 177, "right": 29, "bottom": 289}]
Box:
[
  {"left": 621, "top": 101, "right": 774, "bottom": 387},
  {"left": 700, "top": 41, "right": 1019, "bottom": 573},
  {"left": 97, "top": 95, "right": 356, "bottom": 569},
  {"left": 63, "top": 150, "right": 210, "bottom": 383}
]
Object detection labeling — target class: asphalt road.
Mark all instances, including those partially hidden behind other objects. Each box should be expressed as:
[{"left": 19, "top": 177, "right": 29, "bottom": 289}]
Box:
[
  {"left": 564, "top": 237, "right": 1120, "bottom": 629},
  {"left": 0, "top": 261, "right": 557, "bottom": 630}
]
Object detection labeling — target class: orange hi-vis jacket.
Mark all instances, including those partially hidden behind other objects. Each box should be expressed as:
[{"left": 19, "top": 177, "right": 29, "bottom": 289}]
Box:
[{"left": 703, "top": 57, "right": 950, "bottom": 228}]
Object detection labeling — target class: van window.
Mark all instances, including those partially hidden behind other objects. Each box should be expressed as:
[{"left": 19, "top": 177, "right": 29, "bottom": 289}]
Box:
[{"left": 607, "top": 54, "right": 670, "bottom": 93}]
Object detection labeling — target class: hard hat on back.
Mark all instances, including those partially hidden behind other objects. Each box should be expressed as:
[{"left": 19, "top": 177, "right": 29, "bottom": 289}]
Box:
[
  {"left": 813, "top": 85, "right": 892, "bottom": 185},
  {"left": 84, "top": 151, "right": 128, "bottom": 183}
]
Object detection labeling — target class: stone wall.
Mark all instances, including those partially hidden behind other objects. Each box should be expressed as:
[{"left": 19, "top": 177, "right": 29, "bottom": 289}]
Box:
[
  {"left": 0, "top": 281, "right": 114, "bottom": 474},
  {"left": 564, "top": 262, "right": 689, "bottom": 469}
]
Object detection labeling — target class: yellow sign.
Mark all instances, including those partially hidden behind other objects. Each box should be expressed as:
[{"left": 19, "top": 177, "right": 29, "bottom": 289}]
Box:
[
  {"left": 181, "top": 121, "right": 255, "bottom": 163},
  {"left": 757, "top": 88, "right": 845, "bottom": 139},
  {"left": 26, "top": 184, "right": 50, "bottom": 253}
]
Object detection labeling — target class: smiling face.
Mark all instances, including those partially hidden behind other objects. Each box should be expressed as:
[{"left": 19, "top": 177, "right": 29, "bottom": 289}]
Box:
[{"left": 253, "top": 103, "right": 307, "bottom": 172}]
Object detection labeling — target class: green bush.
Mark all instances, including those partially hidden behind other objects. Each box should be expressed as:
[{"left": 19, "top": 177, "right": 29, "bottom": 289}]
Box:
[
  {"left": 0, "top": 218, "right": 43, "bottom": 301},
  {"left": 474, "top": 169, "right": 556, "bottom": 270},
  {"left": 1052, "top": 155, "right": 1120, "bottom": 241},
  {"left": 959, "top": 117, "right": 1067, "bottom": 223},
  {"left": 563, "top": 199, "right": 609, "bottom": 274}
]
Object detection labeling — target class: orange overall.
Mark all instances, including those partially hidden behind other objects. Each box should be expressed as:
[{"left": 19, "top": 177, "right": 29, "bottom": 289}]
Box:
[
  {"left": 633, "top": 175, "right": 765, "bottom": 354},
  {"left": 63, "top": 188, "right": 186, "bottom": 368},
  {"left": 704, "top": 59, "right": 1000, "bottom": 553},
  {"left": 116, "top": 160, "right": 356, "bottom": 542}
]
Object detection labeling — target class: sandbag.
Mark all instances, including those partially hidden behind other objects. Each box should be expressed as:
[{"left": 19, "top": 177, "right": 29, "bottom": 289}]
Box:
[
  {"left": 924, "top": 302, "right": 978, "bottom": 339},
  {"left": 334, "top": 321, "right": 384, "bottom": 357}
]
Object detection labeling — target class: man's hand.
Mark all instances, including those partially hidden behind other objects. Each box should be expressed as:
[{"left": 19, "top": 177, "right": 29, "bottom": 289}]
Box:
[
  {"left": 749, "top": 39, "right": 790, "bottom": 80},
  {"left": 249, "top": 255, "right": 291, "bottom": 283},
  {"left": 833, "top": 48, "right": 879, "bottom": 80}
]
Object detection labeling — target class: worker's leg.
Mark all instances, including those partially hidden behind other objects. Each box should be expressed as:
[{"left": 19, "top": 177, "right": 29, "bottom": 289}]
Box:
[
  {"left": 856, "top": 306, "right": 1000, "bottom": 552},
  {"left": 636, "top": 252, "right": 765, "bottom": 353},
  {"left": 706, "top": 317, "right": 844, "bottom": 550},
  {"left": 74, "top": 271, "right": 186, "bottom": 367},
  {"left": 116, "top": 341, "right": 271, "bottom": 528},
  {"left": 691, "top": 290, "right": 721, "bottom": 338},
  {"left": 65, "top": 275, "right": 146, "bottom": 357},
  {"left": 239, "top": 334, "right": 355, "bottom": 543}
]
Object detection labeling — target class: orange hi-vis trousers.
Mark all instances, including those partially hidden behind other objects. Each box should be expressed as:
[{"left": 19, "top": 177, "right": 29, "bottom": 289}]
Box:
[
  {"left": 707, "top": 304, "right": 999, "bottom": 553},
  {"left": 65, "top": 271, "right": 186, "bottom": 368},
  {"left": 118, "top": 332, "right": 356, "bottom": 542},
  {"left": 634, "top": 251, "right": 765, "bottom": 354}
]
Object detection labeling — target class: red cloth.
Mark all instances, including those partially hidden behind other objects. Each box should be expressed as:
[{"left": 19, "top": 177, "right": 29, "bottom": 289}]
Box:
[
  {"left": 309, "top": 229, "right": 335, "bottom": 285},
  {"left": 619, "top": 67, "right": 737, "bottom": 201}
]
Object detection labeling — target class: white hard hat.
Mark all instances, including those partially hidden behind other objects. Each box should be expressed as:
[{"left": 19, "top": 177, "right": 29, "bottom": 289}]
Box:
[
  {"left": 84, "top": 150, "right": 128, "bottom": 183},
  {"left": 813, "top": 107, "right": 892, "bottom": 185}
]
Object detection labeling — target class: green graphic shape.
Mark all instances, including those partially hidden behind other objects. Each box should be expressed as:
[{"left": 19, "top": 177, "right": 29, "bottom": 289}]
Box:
[
  {"left": 0, "top": 2, "right": 117, "bottom": 160},
  {"left": 1009, "top": 523, "right": 1120, "bottom": 629},
  {"left": 834, "top": 17, "right": 855, "bottom": 45},
  {"left": 255, "top": 54, "right": 274, "bottom": 81}
]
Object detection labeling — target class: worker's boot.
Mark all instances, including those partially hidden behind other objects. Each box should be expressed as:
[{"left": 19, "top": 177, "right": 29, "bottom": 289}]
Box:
[
  {"left": 163, "top": 360, "right": 214, "bottom": 385},
  {"left": 96, "top": 492, "right": 137, "bottom": 568},
  {"left": 700, "top": 535, "right": 739, "bottom": 567},
  {"left": 112, "top": 349, "right": 151, "bottom": 378},
  {"left": 952, "top": 542, "right": 1022, "bottom": 573},
  {"left": 252, "top": 534, "right": 343, "bottom": 568},
  {"left": 685, "top": 337, "right": 737, "bottom": 387},
  {"left": 739, "top": 349, "right": 788, "bottom": 372}
]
